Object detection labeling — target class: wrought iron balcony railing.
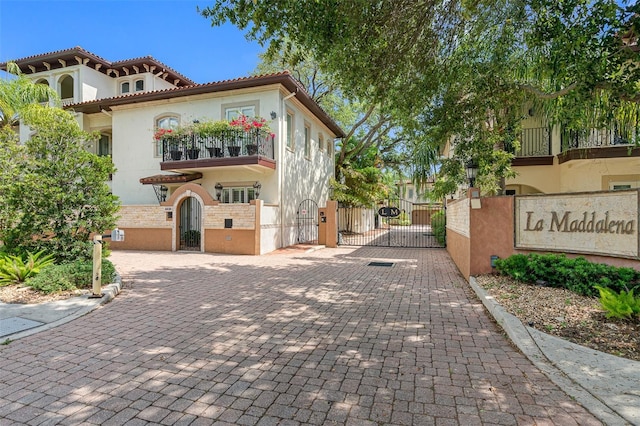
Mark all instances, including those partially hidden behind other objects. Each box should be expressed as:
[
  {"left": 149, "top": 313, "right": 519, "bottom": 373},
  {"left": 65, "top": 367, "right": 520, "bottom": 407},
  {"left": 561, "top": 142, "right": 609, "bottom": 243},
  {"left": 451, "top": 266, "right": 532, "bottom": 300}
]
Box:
[
  {"left": 161, "top": 129, "right": 275, "bottom": 162},
  {"left": 506, "top": 127, "right": 551, "bottom": 157},
  {"left": 561, "top": 128, "right": 633, "bottom": 151}
]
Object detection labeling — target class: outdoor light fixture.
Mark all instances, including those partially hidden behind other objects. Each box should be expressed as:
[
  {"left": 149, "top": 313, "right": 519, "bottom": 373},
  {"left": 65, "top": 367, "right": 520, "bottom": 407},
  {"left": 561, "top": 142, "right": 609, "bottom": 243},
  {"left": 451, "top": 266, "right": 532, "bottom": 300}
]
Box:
[
  {"left": 160, "top": 185, "right": 168, "bottom": 202},
  {"left": 253, "top": 181, "right": 262, "bottom": 199},
  {"left": 193, "top": 119, "right": 200, "bottom": 123},
  {"left": 152, "top": 184, "right": 169, "bottom": 204},
  {"left": 465, "top": 159, "right": 479, "bottom": 188},
  {"left": 270, "top": 111, "right": 277, "bottom": 119},
  {"left": 215, "top": 182, "right": 223, "bottom": 200}
]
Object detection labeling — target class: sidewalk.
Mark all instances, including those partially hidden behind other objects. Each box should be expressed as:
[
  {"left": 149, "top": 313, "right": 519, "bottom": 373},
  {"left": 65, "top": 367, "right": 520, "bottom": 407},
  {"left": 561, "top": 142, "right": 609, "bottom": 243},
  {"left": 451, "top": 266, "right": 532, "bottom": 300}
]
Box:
[
  {"left": 0, "top": 281, "right": 121, "bottom": 341},
  {"left": 469, "top": 277, "right": 639, "bottom": 426}
]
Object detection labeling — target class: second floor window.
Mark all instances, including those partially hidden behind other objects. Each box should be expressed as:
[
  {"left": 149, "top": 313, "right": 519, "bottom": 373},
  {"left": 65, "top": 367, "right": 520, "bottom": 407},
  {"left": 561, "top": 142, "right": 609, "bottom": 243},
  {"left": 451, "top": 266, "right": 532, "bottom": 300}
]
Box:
[
  {"left": 286, "top": 112, "right": 294, "bottom": 150},
  {"left": 226, "top": 106, "right": 255, "bottom": 121},
  {"left": 121, "top": 82, "right": 130, "bottom": 94},
  {"left": 304, "top": 124, "right": 311, "bottom": 158},
  {"left": 155, "top": 116, "right": 179, "bottom": 156},
  {"left": 135, "top": 79, "right": 144, "bottom": 92}
]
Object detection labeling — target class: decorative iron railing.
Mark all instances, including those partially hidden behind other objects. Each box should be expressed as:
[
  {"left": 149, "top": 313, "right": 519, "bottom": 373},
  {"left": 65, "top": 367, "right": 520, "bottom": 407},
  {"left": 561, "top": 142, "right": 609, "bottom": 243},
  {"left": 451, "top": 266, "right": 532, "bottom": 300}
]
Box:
[
  {"left": 161, "top": 129, "right": 275, "bottom": 162},
  {"left": 507, "top": 127, "right": 551, "bottom": 157},
  {"left": 561, "top": 128, "right": 633, "bottom": 151}
]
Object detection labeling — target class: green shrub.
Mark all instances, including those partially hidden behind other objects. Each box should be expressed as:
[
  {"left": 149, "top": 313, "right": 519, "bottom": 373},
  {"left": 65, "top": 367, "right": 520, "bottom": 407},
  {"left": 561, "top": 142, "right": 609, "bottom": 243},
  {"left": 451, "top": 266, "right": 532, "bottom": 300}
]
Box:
[
  {"left": 26, "top": 259, "right": 116, "bottom": 294},
  {"left": 495, "top": 253, "right": 640, "bottom": 297},
  {"left": 431, "top": 211, "right": 446, "bottom": 246},
  {"left": 27, "top": 265, "right": 76, "bottom": 293},
  {"left": 0, "top": 250, "right": 55, "bottom": 285},
  {"left": 595, "top": 286, "right": 640, "bottom": 320}
]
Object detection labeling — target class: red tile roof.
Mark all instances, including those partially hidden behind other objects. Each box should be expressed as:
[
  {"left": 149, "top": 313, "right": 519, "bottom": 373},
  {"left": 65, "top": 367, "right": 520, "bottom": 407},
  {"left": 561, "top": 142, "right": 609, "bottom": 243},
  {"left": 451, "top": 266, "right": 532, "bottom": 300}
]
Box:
[
  {"left": 0, "top": 46, "right": 194, "bottom": 86},
  {"left": 68, "top": 71, "right": 346, "bottom": 138}
]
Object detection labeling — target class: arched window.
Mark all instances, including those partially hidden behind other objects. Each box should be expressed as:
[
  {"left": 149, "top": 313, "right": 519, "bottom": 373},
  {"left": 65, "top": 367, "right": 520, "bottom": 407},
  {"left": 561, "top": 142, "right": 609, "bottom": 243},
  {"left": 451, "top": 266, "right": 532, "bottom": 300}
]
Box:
[
  {"left": 134, "top": 79, "right": 144, "bottom": 92},
  {"left": 121, "top": 82, "right": 130, "bottom": 94},
  {"left": 155, "top": 115, "right": 180, "bottom": 157},
  {"left": 59, "top": 75, "right": 74, "bottom": 104}
]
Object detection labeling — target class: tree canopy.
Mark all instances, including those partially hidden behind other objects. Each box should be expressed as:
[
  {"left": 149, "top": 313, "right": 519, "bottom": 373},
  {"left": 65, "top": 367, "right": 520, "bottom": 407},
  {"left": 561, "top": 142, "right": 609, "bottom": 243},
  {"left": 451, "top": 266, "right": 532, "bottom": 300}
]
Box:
[{"left": 201, "top": 0, "right": 640, "bottom": 195}]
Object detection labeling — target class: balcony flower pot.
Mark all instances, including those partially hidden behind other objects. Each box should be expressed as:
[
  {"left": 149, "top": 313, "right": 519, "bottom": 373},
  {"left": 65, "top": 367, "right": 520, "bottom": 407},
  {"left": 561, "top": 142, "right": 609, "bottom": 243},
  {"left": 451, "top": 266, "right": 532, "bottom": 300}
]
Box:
[
  {"left": 207, "top": 147, "right": 223, "bottom": 158},
  {"left": 228, "top": 146, "right": 241, "bottom": 157},
  {"left": 186, "top": 148, "right": 200, "bottom": 160},
  {"left": 246, "top": 144, "right": 258, "bottom": 155},
  {"left": 170, "top": 150, "right": 183, "bottom": 161}
]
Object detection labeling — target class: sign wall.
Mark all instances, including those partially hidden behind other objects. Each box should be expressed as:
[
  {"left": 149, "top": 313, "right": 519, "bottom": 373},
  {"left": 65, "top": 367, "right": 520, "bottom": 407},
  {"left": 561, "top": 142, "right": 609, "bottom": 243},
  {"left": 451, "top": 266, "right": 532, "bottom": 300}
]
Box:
[{"left": 515, "top": 190, "right": 639, "bottom": 259}]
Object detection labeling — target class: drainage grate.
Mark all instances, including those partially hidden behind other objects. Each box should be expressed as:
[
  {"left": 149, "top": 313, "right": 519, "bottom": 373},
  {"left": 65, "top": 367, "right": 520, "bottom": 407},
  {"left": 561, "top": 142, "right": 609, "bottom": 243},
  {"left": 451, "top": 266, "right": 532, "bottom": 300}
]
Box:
[{"left": 368, "top": 262, "right": 394, "bottom": 267}]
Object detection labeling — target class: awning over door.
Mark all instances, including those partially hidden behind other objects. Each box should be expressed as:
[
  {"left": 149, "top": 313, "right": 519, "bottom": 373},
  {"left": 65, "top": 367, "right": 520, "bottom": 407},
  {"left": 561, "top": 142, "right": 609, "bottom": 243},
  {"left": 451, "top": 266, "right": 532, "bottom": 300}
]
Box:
[{"left": 139, "top": 173, "right": 202, "bottom": 185}]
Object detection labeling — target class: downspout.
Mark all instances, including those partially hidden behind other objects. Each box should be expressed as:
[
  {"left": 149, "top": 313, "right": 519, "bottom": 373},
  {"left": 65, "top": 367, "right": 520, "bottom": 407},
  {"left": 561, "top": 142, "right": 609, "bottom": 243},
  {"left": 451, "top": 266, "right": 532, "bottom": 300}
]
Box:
[{"left": 280, "top": 89, "right": 297, "bottom": 248}]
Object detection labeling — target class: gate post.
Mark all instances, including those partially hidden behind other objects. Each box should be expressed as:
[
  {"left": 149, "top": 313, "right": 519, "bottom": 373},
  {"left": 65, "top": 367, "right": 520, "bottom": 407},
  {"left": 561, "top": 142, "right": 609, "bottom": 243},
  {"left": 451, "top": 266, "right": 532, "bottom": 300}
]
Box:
[{"left": 318, "top": 200, "right": 338, "bottom": 247}]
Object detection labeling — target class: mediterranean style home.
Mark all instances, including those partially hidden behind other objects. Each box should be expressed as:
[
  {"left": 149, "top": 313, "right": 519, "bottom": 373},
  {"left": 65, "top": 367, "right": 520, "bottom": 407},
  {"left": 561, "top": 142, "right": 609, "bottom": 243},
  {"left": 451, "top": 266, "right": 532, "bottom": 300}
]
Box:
[
  {"left": 505, "top": 106, "right": 639, "bottom": 195},
  {"left": 441, "top": 104, "right": 639, "bottom": 197},
  {"left": 2, "top": 46, "right": 344, "bottom": 254}
]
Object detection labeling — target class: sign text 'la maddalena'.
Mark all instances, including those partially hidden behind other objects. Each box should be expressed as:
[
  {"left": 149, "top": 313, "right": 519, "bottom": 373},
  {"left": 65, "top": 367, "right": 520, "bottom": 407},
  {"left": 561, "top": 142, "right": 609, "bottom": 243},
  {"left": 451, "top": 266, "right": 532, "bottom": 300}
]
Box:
[{"left": 524, "top": 211, "right": 636, "bottom": 235}]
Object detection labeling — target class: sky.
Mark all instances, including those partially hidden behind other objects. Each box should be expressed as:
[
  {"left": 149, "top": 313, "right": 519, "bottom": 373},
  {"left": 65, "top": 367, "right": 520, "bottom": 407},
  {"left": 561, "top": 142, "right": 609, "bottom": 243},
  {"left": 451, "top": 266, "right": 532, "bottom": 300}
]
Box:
[{"left": 0, "top": 0, "right": 264, "bottom": 83}]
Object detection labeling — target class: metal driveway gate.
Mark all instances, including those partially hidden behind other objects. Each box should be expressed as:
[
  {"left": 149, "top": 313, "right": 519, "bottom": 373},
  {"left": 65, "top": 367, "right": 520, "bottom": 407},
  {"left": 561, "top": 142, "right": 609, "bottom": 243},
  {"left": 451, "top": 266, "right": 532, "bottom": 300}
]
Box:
[
  {"left": 338, "top": 198, "right": 445, "bottom": 248},
  {"left": 179, "top": 196, "right": 202, "bottom": 251},
  {"left": 297, "top": 199, "right": 319, "bottom": 244}
]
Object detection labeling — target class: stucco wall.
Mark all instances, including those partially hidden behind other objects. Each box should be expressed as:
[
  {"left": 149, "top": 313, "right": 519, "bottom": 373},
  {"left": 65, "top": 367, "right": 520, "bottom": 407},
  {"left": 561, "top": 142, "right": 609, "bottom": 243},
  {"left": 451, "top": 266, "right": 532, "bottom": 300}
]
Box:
[{"left": 469, "top": 196, "right": 514, "bottom": 276}]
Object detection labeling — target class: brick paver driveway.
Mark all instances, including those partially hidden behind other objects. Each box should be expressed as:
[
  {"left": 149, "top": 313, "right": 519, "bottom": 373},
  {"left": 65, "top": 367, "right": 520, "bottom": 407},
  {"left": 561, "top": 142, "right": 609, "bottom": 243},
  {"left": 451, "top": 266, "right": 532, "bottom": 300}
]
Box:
[{"left": 1, "top": 247, "right": 599, "bottom": 425}]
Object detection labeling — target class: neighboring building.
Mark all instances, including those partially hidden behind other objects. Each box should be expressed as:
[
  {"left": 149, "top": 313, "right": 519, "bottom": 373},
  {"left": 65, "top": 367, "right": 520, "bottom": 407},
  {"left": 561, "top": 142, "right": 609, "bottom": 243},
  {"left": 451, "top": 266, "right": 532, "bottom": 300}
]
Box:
[
  {"left": 506, "top": 105, "right": 639, "bottom": 195},
  {"left": 393, "top": 180, "right": 442, "bottom": 225},
  {"left": 441, "top": 104, "right": 639, "bottom": 197},
  {"left": 2, "top": 47, "right": 345, "bottom": 254}
]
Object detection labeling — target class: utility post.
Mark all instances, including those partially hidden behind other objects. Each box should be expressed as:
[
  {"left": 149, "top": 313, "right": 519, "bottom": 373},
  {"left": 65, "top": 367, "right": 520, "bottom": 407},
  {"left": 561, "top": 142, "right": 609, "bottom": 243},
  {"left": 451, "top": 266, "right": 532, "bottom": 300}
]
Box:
[{"left": 90, "top": 229, "right": 124, "bottom": 298}]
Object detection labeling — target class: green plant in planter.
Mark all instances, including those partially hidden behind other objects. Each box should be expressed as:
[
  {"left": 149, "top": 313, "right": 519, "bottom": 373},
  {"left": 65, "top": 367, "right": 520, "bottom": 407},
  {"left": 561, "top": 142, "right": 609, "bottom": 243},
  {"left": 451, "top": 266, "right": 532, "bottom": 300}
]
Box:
[{"left": 194, "top": 120, "right": 231, "bottom": 158}]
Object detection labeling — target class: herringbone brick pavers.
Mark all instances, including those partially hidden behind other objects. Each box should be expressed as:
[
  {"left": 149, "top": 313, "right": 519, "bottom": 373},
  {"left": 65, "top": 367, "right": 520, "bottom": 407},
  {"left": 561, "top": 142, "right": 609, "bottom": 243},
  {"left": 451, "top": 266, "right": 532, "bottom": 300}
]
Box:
[{"left": 0, "top": 247, "right": 600, "bottom": 425}]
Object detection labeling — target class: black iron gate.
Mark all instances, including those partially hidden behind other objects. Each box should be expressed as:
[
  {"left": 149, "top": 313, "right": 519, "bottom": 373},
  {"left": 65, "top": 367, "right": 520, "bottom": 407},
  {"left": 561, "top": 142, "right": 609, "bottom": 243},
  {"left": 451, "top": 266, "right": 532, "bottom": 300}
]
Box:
[
  {"left": 338, "top": 198, "right": 445, "bottom": 248},
  {"left": 297, "top": 199, "right": 319, "bottom": 244},
  {"left": 179, "top": 196, "right": 202, "bottom": 251}
]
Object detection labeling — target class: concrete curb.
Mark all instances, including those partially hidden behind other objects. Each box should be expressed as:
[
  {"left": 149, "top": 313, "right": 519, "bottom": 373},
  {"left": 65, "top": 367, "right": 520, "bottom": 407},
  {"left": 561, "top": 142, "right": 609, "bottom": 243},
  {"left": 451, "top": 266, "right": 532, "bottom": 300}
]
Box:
[
  {"left": 468, "top": 276, "right": 632, "bottom": 426},
  {"left": 2, "top": 274, "right": 122, "bottom": 342}
]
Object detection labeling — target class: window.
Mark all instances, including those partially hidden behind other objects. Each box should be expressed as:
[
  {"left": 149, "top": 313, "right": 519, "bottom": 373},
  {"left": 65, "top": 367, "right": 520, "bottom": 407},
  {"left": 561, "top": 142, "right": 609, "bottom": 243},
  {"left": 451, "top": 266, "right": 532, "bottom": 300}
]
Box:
[
  {"left": 221, "top": 187, "right": 257, "bottom": 204},
  {"left": 98, "top": 134, "right": 111, "bottom": 157},
  {"left": 121, "top": 82, "right": 130, "bottom": 94},
  {"left": 226, "top": 106, "right": 256, "bottom": 121},
  {"left": 304, "top": 123, "right": 311, "bottom": 158},
  {"left": 135, "top": 79, "right": 144, "bottom": 92},
  {"left": 286, "top": 112, "right": 294, "bottom": 150},
  {"left": 328, "top": 138, "right": 334, "bottom": 156},
  {"left": 155, "top": 116, "right": 179, "bottom": 157},
  {"left": 318, "top": 133, "right": 325, "bottom": 151}
]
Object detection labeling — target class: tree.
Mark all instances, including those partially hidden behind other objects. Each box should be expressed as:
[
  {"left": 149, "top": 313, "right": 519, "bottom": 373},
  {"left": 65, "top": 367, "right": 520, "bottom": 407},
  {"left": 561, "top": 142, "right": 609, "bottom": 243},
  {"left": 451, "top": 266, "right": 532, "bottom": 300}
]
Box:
[
  {"left": 254, "top": 48, "right": 411, "bottom": 177},
  {"left": 0, "top": 62, "right": 59, "bottom": 129},
  {"left": 201, "top": 0, "right": 640, "bottom": 193},
  {"left": 1, "top": 104, "right": 119, "bottom": 262}
]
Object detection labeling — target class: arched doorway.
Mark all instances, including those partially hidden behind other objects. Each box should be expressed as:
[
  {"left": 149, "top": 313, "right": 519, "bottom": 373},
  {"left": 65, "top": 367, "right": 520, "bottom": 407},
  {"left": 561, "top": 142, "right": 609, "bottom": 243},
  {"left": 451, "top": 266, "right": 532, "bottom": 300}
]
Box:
[{"left": 178, "top": 196, "right": 202, "bottom": 251}]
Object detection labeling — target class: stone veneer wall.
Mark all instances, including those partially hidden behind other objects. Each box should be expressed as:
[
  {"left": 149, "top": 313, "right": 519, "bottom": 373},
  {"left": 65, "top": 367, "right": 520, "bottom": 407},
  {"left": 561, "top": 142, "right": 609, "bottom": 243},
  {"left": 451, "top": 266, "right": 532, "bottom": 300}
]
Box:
[{"left": 117, "top": 205, "right": 172, "bottom": 228}]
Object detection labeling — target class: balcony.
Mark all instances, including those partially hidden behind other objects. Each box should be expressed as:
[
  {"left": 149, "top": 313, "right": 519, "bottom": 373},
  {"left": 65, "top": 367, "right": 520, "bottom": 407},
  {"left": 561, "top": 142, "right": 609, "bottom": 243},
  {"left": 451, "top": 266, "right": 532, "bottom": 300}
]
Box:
[
  {"left": 559, "top": 128, "right": 639, "bottom": 163},
  {"left": 160, "top": 129, "right": 276, "bottom": 171},
  {"left": 508, "top": 127, "right": 553, "bottom": 166}
]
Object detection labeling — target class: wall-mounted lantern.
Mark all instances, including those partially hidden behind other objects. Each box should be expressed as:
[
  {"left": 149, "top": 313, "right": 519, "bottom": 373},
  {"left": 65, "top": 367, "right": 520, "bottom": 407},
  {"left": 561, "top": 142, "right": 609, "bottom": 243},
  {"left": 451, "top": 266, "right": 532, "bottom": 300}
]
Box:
[
  {"left": 215, "top": 182, "right": 223, "bottom": 201},
  {"left": 253, "top": 181, "right": 262, "bottom": 199},
  {"left": 465, "top": 159, "right": 479, "bottom": 188}
]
